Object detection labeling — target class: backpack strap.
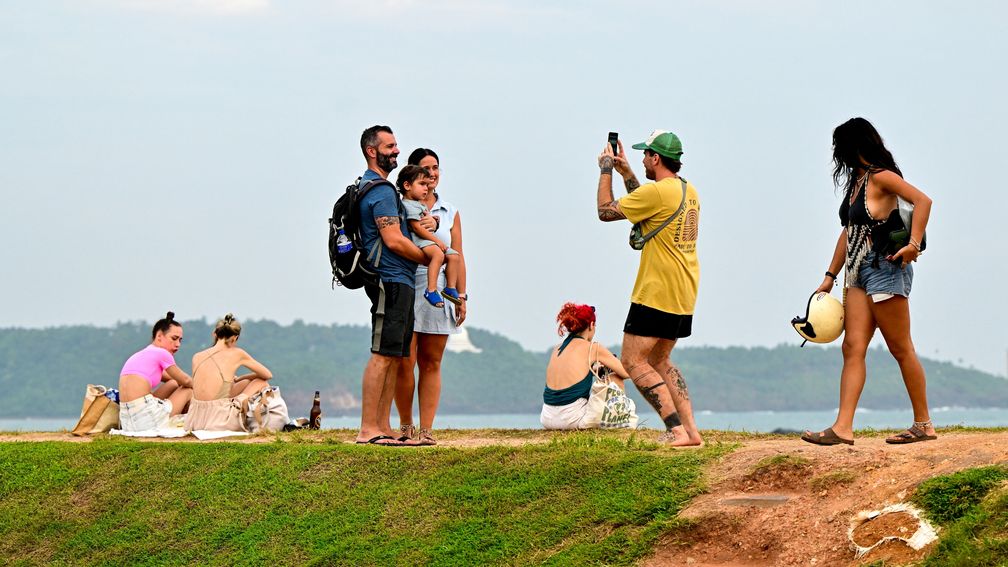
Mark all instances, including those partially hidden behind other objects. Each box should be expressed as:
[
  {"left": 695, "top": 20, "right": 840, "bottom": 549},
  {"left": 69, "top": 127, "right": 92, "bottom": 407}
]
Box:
[
  {"left": 356, "top": 178, "right": 397, "bottom": 269},
  {"left": 638, "top": 178, "right": 688, "bottom": 245},
  {"left": 357, "top": 178, "right": 395, "bottom": 198}
]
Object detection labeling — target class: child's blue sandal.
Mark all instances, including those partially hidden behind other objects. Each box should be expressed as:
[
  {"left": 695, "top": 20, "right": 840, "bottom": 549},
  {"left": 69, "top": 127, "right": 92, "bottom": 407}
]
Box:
[
  {"left": 442, "top": 287, "right": 463, "bottom": 306},
  {"left": 423, "top": 289, "right": 445, "bottom": 307}
]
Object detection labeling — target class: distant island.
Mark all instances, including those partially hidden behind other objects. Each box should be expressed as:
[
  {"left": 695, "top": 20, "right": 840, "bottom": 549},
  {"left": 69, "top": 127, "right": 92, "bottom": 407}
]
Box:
[{"left": 0, "top": 320, "right": 1005, "bottom": 418}]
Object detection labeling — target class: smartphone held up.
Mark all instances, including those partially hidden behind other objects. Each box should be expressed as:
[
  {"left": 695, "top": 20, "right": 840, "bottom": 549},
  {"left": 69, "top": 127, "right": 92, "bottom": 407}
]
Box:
[{"left": 608, "top": 132, "right": 619, "bottom": 155}]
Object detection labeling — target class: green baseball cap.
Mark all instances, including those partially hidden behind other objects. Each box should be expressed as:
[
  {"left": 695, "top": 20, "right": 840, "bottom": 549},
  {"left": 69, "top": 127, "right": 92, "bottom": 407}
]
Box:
[{"left": 631, "top": 130, "right": 683, "bottom": 160}]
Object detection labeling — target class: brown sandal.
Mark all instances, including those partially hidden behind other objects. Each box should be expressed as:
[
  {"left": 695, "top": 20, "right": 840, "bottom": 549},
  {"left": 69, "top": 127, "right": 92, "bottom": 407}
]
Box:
[
  {"left": 417, "top": 427, "right": 437, "bottom": 446},
  {"left": 885, "top": 424, "right": 937, "bottom": 444},
  {"left": 801, "top": 427, "right": 854, "bottom": 446}
]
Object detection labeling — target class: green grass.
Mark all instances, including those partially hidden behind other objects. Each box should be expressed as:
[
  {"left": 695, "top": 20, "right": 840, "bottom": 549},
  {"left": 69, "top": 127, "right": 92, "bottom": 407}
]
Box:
[
  {"left": 809, "top": 470, "right": 856, "bottom": 491},
  {"left": 0, "top": 434, "right": 731, "bottom": 566},
  {"left": 911, "top": 465, "right": 1008, "bottom": 566},
  {"left": 751, "top": 454, "right": 811, "bottom": 473}
]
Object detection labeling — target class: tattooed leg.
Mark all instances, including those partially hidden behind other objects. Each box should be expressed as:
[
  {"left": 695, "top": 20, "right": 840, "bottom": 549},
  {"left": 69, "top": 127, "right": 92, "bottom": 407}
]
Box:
[
  {"left": 663, "top": 412, "right": 682, "bottom": 430},
  {"left": 636, "top": 377, "right": 665, "bottom": 414},
  {"left": 649, "top": 345, "right": 703, "bottom": 447},
  {"left": 669, "top": 365, "right": 690, "bottom": 402}
]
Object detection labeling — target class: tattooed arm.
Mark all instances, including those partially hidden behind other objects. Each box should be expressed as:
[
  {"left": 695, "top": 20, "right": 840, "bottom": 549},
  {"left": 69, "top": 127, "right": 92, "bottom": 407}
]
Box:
[
  {"left": 376, "top": 216, "right": 427, "bottom": 264},
  {"left": 612, "top": 139, "right": 640, "bottom": 193},
  {"left": 597, "top": 152, "right": 627, "bottom": 222},
  {"left": 623, "top": 175, "right": 641, "bottom": 194}
]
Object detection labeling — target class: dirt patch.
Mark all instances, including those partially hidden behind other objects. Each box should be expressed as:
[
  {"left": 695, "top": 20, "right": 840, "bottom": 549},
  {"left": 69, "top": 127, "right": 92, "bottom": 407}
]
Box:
[
  {"left": 850, "top": 511, "right": 918, "bottom": 547},
  {"left": 734, "top": 455, "right": 814, "bottom": 492},
  {"left": 858, "top": 538, "right": 931, "bottom": 565},
  {"left": 647, "top": 431, "right": 1008, "bottom": 566}
]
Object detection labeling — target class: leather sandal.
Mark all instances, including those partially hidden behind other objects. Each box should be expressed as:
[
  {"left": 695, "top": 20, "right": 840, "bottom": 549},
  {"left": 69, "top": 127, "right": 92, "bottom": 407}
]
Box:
[
  {"left": 417, "top": 427, "right": 437, "bottom": 446},
  {"left": 397, "top": 424, "right": 416, "bottom": 443},
  {"left": 885, "top": 425, "right": 937, "bottom": 444},
  {"left": 801, "top": 427, "right": 854, "bottom": 446}
]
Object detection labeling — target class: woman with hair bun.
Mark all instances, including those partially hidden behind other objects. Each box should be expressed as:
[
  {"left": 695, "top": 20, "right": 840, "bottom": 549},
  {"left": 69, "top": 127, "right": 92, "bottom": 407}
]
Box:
[
  {"left": 185, "top": 313, "right": 273, "bottom": 431},
  {"left": 541, "top": 303, "right": 631, "bottom": 430},
  {"left": 118, "top": 311, "right": 194, "bottom": 431}
]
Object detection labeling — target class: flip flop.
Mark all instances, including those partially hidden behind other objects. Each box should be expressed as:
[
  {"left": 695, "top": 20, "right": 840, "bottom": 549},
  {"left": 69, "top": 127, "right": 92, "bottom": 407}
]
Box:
[
  {"left": 355, "top": 435, "right": 401, "bottom": 446},
  {"left": 801, "top": 427, "right": 854, "bottom": 446},
  {"left": 885, "top": 425, "right": 938, "bottom": 444}
]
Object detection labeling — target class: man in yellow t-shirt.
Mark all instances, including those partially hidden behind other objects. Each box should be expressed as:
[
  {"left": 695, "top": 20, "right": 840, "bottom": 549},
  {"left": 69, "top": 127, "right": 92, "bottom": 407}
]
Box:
[{"left": 596, "top": 129, "right": 703, "bottom": 447}]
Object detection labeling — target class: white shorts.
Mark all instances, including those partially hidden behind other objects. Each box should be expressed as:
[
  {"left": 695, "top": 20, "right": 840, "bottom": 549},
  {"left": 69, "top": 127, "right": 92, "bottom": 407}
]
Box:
[
  {"left": 119, "top": 394, "right": 173, "bottom": 431},
  {"left": 540, "top": 399, "right": 591, "bottom": 430}
]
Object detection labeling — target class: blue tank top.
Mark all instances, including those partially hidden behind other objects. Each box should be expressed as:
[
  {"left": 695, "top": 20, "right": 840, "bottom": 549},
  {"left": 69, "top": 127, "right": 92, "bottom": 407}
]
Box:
[{"left": 543, "top": 334, "right": 594, "bottom": 406}]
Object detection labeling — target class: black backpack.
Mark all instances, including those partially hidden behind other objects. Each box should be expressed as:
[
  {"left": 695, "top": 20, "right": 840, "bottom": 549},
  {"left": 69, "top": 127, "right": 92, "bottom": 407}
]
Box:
[{"left": 328, "top": 177, "right": 394, "bottom": 289}]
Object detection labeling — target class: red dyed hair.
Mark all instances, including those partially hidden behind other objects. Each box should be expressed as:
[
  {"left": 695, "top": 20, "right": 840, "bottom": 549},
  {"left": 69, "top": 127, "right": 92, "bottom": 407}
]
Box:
[{"left": 556, "top": 302, "right": 596, "bottom": 336}]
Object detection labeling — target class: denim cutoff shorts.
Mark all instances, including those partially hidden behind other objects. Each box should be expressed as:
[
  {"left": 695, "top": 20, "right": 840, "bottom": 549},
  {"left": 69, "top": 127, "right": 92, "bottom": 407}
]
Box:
[{"left": 852, "top": 252, "right": 913, "bottom": 297}]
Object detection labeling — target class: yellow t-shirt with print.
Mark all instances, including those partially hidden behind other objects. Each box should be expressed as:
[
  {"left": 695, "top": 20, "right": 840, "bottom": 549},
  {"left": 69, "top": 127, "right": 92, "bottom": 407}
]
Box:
[{"left": 618, "top": 176, "right": 700, "bottom": 315}]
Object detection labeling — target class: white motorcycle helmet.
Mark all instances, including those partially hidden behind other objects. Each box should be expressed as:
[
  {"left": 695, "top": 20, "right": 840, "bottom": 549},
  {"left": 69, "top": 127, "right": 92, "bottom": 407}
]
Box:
[{"left": 791, "top": 291, "right": 844, "bottom": 346}]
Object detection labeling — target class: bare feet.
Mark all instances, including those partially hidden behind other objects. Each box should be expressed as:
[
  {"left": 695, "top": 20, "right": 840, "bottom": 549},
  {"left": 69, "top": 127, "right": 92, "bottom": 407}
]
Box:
[{"left": 658, "top": 426, "right": 703, "bottom": 448}]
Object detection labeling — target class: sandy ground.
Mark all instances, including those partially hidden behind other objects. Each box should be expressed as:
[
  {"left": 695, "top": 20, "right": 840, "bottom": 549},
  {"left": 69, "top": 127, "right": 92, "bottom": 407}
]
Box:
[
  {"left": 3, "top": 429, "right": 1004, "bottom": 565},
  {"left": 644, "top": 431, "right": 1008, "bottom": 567}
]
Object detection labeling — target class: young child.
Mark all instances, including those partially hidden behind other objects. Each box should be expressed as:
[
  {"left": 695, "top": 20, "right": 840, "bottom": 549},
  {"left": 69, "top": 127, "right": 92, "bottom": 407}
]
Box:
[{"left": 395, "top": 165, "right": 461, "bottom": 308}]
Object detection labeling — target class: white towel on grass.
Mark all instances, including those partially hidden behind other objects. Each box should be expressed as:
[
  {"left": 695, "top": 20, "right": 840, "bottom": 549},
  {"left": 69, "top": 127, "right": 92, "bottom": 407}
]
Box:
[
  {"left": 191, "top": 430, "right": 248, "bottom": 440},
  {"left": 110, "top": 428, "right": 188, "bottom": 438}
]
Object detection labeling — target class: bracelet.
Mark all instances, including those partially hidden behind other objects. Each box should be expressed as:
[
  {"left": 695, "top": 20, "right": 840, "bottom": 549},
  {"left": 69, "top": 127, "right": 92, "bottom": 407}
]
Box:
[
  {"left": 600, "top": 166, "right": 613, "bottom": 175},
  {"left": 909, "top": 238, "right": 921, "bottom": 251},
  {"left": 825, "top": 271, "right": 836, "bottom": 280}
]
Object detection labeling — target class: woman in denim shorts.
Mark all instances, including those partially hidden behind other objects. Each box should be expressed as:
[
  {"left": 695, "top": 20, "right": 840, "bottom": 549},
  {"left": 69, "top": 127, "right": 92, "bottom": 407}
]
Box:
[{"left": 802, "top": 118, "right": 935, "bottom": 446}]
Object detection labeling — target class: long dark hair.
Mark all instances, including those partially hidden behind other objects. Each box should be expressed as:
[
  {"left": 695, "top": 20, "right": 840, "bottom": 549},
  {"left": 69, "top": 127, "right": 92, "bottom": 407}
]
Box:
[
  {"left": 151, "top": 311, "right": 181, "bottom": 340},
  {"left": 831, "top": 117, "right": 902, "bottom": 193},
  {"left": 407, "top": 148, "right": 439, "bottom": 166}
]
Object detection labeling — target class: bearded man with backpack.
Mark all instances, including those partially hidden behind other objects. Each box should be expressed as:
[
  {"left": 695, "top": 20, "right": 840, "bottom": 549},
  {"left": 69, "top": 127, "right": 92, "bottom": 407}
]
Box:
[{"left": 350, "top": 125, "right": 433, "bottom": 446}]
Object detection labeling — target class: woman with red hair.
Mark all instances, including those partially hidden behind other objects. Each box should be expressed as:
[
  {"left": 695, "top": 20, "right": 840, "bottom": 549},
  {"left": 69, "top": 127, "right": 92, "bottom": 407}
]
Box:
[{"left": 541, "top": 302, "right": 631, "bottom": 429}]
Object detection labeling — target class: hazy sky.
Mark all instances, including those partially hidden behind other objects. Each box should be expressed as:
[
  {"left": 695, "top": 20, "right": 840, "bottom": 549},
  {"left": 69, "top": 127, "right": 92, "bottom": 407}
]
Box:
[{"left": 2, "top": 1, "right": 1006, "bottom": 376}]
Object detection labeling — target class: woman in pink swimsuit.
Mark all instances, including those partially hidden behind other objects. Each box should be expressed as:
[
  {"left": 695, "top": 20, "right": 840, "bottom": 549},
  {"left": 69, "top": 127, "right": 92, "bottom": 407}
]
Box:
[{"left": 118, "top": 311, "right": 194, "bottom": 431}]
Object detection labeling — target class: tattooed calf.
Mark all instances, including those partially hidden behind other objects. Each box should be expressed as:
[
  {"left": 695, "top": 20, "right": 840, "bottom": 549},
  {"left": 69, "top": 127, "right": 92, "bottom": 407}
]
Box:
[
  {"left": 669, "top": 366, "right": 690, "bottom": 401},
  {"left": 638, "top": 380, "right": 665, "bottom": 413},
  {"left": 663, "top": 412, "right": 682, "bottom": 430}
]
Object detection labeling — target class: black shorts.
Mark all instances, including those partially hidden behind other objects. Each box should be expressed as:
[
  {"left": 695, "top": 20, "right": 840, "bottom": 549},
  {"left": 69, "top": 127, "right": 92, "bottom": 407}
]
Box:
[
  {"left": 364, "top": 281, "right": 415, "bottom": 357},
  {"left": 623, "top": 303, "right": 693, "bottom": 340}
]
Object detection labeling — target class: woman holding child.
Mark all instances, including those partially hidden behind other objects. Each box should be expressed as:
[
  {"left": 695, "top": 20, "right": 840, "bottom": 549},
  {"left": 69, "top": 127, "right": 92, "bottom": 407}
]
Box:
[
  {"left": 393, "top": 148, "right": 468, "bottom": 446},
  {"left": 185, "top": 313, "right": 273, "bottom": 431},
  {"left": 118, "top": 311, "right": 194, "bottom": 431},
  {"left": 541, "top": 303, "right": 632, "bottom": 430}
]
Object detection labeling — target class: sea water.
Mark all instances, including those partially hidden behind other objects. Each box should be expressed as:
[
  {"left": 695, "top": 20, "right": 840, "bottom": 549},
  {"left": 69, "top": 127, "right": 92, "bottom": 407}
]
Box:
[{"left": 4, "top": 407, "right": 1007, "bottom": 433}]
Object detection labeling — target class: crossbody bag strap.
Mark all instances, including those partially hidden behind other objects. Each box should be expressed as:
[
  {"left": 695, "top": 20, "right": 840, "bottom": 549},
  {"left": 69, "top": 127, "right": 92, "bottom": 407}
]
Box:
[{"left": 639, "top": 178, "right": 688, "bottom": 244}]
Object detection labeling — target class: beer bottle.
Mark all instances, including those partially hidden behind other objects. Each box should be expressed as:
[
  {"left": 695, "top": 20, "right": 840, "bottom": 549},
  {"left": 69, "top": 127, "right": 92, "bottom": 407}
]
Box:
[{"left": 309, "top": 391, "right": 322, "bottom": 430}]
